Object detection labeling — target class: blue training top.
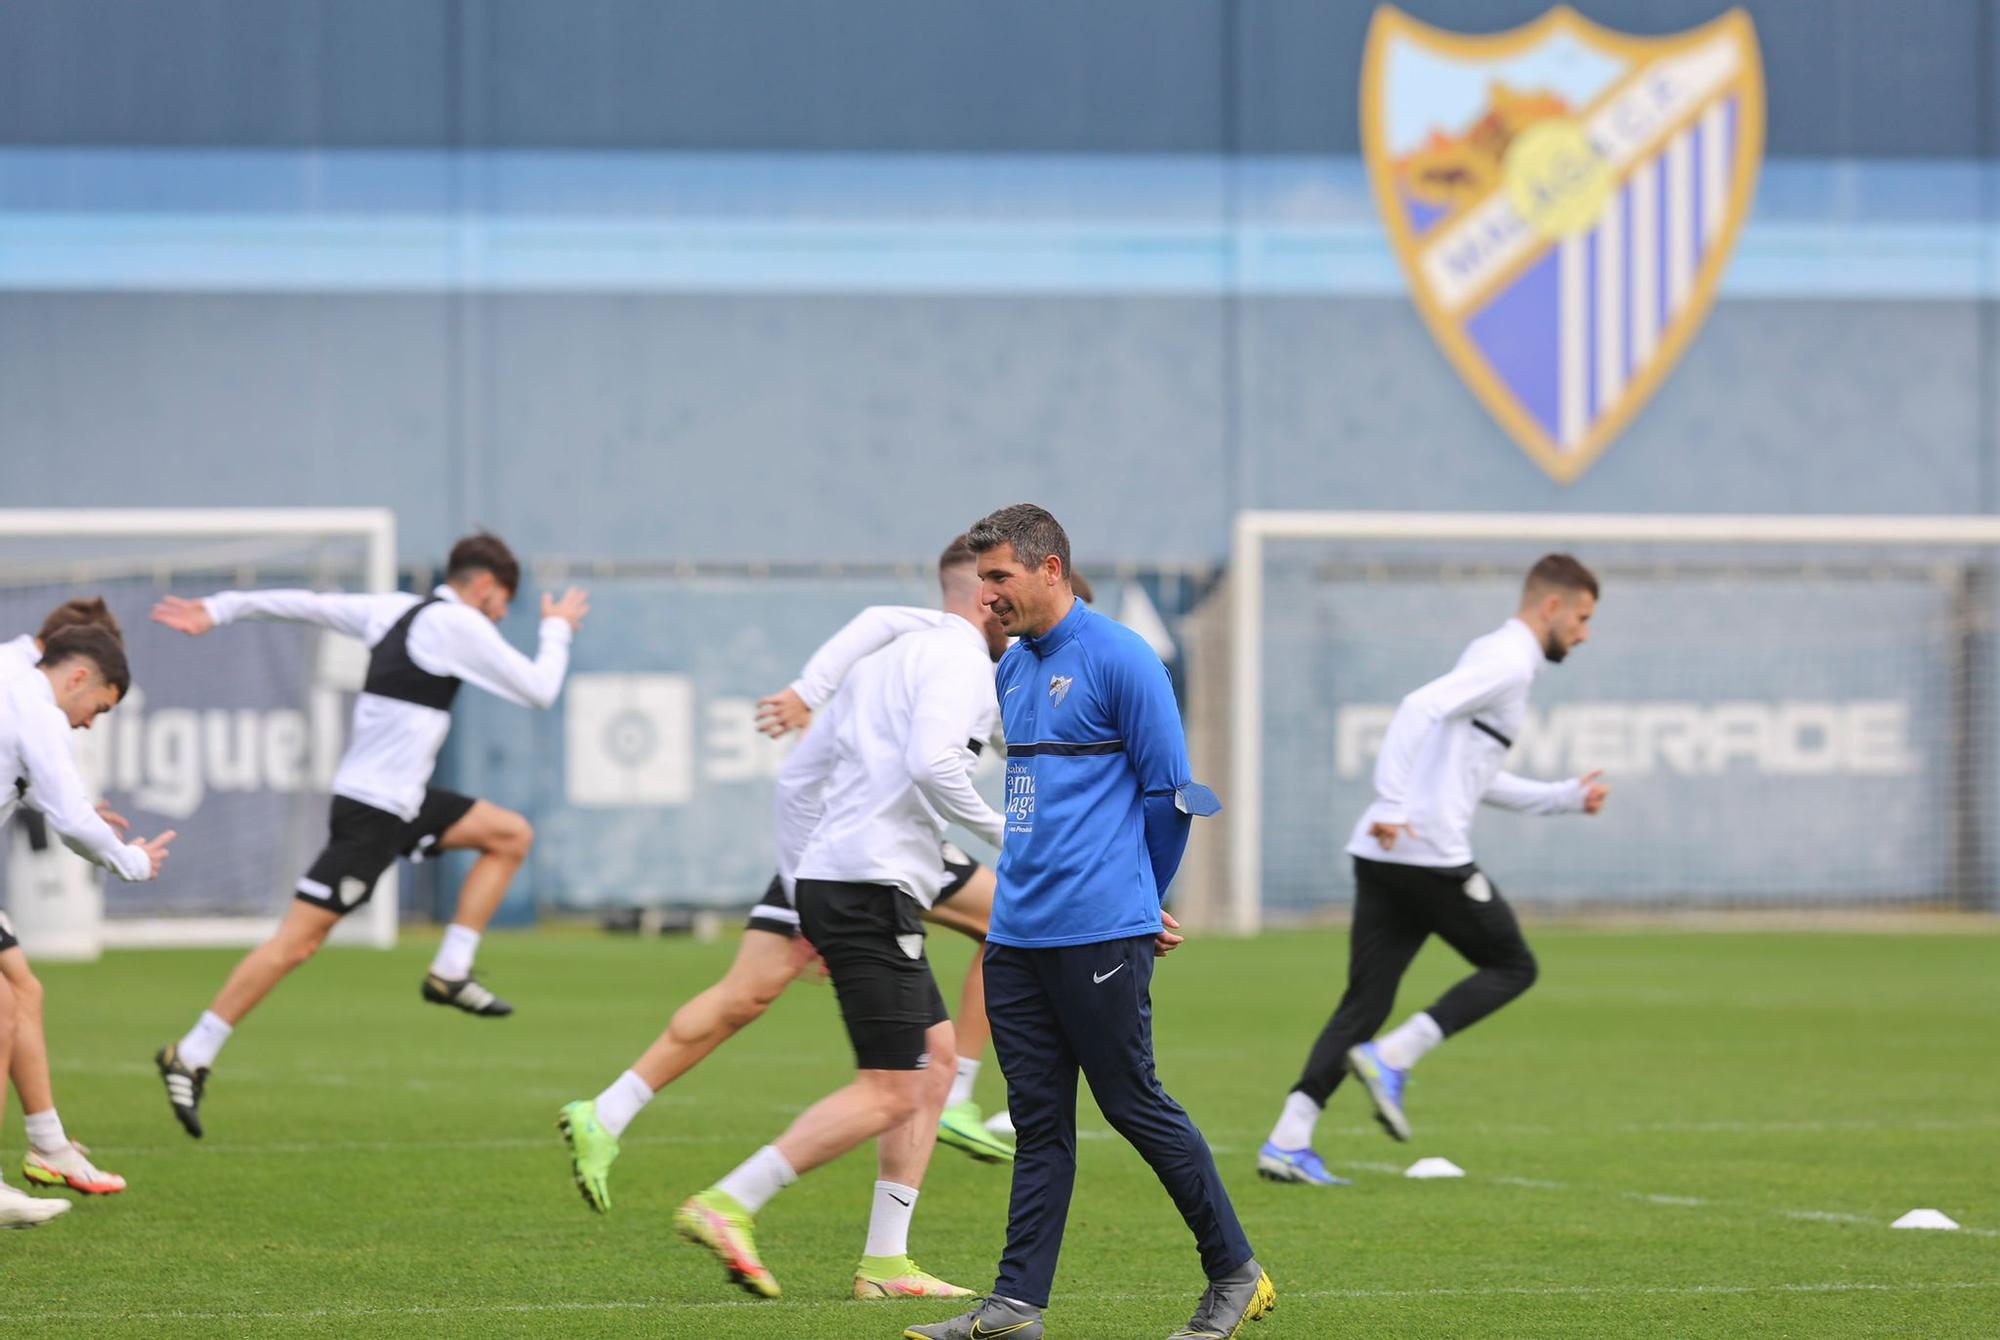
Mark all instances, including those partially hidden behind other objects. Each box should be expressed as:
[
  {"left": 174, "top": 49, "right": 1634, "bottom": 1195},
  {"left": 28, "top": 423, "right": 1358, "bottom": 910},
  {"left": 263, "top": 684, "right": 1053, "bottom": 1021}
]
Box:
[{"left": 988, "top": 598, "right": 1220, "bottom": 949}]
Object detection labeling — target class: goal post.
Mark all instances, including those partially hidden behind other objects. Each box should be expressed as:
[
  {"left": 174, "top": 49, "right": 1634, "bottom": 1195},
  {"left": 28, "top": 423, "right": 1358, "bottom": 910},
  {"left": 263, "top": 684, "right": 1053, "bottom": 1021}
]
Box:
[
  {"left": 0, "top": 508, "right": 398, "bottom": 953},
  {"left": 1227, "top": 511, "right": 2000, "bottom": 934}
]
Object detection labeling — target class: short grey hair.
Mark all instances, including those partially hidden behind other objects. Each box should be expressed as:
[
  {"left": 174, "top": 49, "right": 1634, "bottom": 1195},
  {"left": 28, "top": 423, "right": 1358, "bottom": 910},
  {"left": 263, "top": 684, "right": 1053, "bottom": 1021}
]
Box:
[{"left": 967, "top": 503, "right": 1071, "bottom": 579}]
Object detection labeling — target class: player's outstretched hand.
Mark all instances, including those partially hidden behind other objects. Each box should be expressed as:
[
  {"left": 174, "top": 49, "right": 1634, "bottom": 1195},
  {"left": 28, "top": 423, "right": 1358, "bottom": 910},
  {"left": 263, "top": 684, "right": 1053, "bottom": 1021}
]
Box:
[
  {"left": 755, "top": 688, "right": 811, "bottom": 738},
  {"left": 1579, "top": 770, "right": 1611, "bottom": 815},
  {"left": 543, "top": 587, "right": 590, "bottom": 631},
  {"left": 1368, "top": 821, "right": 1414, "bottom": 852},
  {"left": 151, "top": 596, "right": 215, "bottom": 636},
  {"left": 136, "top": 830, "right": 177, "bottom": 879},
  {"left": 96, "top": 801, "right": 131, "bottom": 834},
  {"left": 1154, "top": 909, "right": 1185, "bottom": 958}
]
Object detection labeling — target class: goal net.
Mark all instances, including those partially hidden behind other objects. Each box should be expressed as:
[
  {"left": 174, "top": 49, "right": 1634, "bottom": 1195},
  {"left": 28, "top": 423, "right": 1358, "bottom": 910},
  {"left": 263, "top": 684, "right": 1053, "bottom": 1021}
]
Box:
[
  {"left": 1221, "top": 513, "right": 2000, "bottom": 932},
  {"left": 0, "top": 509, "right": 397, "bottom": 951}
]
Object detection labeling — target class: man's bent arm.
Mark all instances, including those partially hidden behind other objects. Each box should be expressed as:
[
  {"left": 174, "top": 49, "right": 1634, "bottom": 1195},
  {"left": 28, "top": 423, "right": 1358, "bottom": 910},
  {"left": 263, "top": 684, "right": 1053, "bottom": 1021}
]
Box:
[
  {"left": 1109, "top": 644, "right": 1195, "bottom": 898},
  {"left": 1371, "top": 658, "right": 1524, "bottom": 821},
  {"left": 792, "top": 606, "right": 944, "bottom": 709}
]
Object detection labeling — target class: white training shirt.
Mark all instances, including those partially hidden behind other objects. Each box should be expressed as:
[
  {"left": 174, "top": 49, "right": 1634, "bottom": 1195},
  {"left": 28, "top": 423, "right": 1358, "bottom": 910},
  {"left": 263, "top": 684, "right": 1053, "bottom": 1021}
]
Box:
[
  {"left": 203, "top": 584, "right": 572, "bottom": 821},
  {"left": 789, "top": 605, "right": 954, "bottom": 709},
  {"left": 0, "top": 667, "right": 152, "bottom": 881},
  {"left": 0, "top": 633, "right": 37, "bottom": 677},
  {"left": 1347, "top": 617, "right": 1585, "bottom": 869},
  {"left": 779, "top": 614, "right": 1004, "bottom": 908}
]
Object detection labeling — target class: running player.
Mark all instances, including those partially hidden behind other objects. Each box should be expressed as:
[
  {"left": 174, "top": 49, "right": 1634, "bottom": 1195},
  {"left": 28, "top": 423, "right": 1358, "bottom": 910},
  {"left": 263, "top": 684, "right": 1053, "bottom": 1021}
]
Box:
[
  {"left": 1259, "top": 554, "right": 1609, "bottom": 1184},
  {"left": 1, "top": 598, "right": 141, "bottom": 1197},
  {"left": 557, "top": 541, "right": 1015, "bottom": 1226},
  {"left": 150, "top": 533, "right": 586, "bottom": 1138},
  {"left": 674, "top": 534, "right": 1005, "bottom": 1302},
  {"left": 0, "top": 627, "right": 173, "bottom": 1226}
]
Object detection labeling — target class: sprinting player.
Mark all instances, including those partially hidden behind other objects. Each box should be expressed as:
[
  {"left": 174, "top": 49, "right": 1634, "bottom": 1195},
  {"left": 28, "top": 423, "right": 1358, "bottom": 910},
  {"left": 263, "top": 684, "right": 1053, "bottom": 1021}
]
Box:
[
  {"left": 749, "top": 570, "right": 1097, "bottom": 1158},
  {"left": 912, "top": 504, "right": 1269, "bottom": 1340},
  {"left": 0, "top": 627, "right": 174, "bottom": 1226},
  {"left": 671, "top": 536, "right": 1007, "bottom": 1303},
  {"left": 557, "top": 549, "right": 1024, "bottom": 1218},
  {"left": 150, "top": 533, "right": 586, "bottom": 1138},
  {"left": 1258, "top": 554, "right": 1609, "bottom": 1184},
  {"left": 1, "top": 598, "right": 142, "bottom": 1197}
]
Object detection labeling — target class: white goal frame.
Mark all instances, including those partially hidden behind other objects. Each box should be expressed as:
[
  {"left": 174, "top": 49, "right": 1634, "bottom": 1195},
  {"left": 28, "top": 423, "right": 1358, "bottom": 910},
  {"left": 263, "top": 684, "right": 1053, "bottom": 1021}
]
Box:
[
  {"left": 0, "top": 508, "right": 399, "bottom": 949},
  {"left": 1228, "top": 511, "right": 2000, "bottom": 936}
]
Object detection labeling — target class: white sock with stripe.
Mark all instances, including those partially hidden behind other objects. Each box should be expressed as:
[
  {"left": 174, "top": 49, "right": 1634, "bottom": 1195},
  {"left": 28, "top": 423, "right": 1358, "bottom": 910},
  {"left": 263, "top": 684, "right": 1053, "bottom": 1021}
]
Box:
[
  {"left": 176, "top": 1010, "right": 233, "bottom": 1071},
  {"left": 864, "top": 1180, "right": 920, "bottom": 1259}
]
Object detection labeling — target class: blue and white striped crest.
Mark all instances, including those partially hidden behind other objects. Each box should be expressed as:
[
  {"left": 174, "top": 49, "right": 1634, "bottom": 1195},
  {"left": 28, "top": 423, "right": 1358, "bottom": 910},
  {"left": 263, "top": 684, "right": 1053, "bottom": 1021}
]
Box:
[{"left": 1361, "top": 6, "right": 1766, "bottom": 483}]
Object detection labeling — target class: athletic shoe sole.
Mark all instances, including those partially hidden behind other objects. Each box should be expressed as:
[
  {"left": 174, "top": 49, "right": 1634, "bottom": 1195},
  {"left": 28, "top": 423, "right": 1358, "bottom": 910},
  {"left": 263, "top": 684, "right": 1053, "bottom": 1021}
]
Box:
[
  {"left": 1345, "top": 1046, "right": 1411, "bottom": 1142},
  {"left": 554, "top": 1107, "right": 610, "bottom": 1214},
  {"left": 1255, "top": 1154, "right": 1321, "bottom": 1185},
  {"left": 22, "top": 1164, "right": 125, "bottom": 1195},
  {"left": 0, "top": 1200, "right": 70, "bottom": 1228},
  {"left": 674, "top": 1201, "right": 780, "bottom": 1298}
]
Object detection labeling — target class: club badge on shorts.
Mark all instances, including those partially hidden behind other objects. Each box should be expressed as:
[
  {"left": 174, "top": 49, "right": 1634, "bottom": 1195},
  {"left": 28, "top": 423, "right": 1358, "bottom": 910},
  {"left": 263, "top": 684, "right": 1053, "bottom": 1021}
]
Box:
[{"left": 1361, "top": 6, "right": 1765, "bottom": 483}]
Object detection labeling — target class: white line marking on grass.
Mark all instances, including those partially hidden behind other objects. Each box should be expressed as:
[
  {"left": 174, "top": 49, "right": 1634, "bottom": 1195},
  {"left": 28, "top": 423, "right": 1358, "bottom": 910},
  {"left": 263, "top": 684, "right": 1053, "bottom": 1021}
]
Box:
[
  {"left": 1336, "top": 1161, "right": 1999, "bottom": 1238},
  {"left": 106, "top": 1131, "right": 753, "bottom": 1157},
  {"left": 7, "top": 1279, "right": 1994, "bottom": 1324}
]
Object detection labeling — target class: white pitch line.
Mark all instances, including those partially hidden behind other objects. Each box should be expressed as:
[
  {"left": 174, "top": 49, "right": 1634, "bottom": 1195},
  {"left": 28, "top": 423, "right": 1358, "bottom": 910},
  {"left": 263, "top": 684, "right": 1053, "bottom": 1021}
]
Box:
[
  {"left": 4, "top": 1279, "right": 1994, "bottom": 1324},
  {"left": 1335, "top": 1161, "right": 1999, "bottom": 1238}
]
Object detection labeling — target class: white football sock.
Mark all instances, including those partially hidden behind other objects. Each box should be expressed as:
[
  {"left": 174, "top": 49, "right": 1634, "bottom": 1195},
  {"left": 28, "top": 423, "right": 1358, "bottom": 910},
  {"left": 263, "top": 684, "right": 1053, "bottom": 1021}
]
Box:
[
  {"left": 1269, "top": 1090, "right": 1321, "bottom": 1150},
  {"left": 593, "top": 1069, "right": 655, "bottom": 1138},
  {"left": 430, "top": 925, "right": 481, "bottom": 980},
  {"left": 715, "top": 1145, "right": 796, "bottom": 1216},
  {"left": 177, "top": 1010, "right": 234, "bottom": 1071},
  {"left": 1376, "top": 1011, "right": 1444, "bottom": 1071},
  {"left": 22, "top": 1108, "right": 66, "bottom": 1155},
  {"left": 864, "top": 1179, "right": 920, "bottom": 1258},
  {"left": 946, "top": 1057, "right": 981, "bottom": 1109}
]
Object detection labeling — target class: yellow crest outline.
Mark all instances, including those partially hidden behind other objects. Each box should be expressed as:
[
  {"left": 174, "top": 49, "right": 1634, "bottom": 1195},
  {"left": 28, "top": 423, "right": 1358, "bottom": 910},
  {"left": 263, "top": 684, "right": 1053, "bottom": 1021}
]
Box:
[{"left": 1359, "top": 5, "right": 1766, "bottom": 484}]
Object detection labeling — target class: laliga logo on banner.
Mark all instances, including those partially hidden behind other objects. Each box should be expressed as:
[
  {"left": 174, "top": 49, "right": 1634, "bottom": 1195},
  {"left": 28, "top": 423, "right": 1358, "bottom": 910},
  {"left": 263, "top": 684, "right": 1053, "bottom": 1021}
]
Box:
[{"left": 1361, "top": 7, "right": 1765, "bottom": 482}]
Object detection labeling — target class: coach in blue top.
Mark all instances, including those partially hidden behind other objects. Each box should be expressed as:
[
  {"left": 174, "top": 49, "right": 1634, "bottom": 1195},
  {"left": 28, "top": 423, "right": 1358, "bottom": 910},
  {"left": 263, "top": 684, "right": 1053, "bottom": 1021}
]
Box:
[{"left": 906, "top": 505, "right": 1273, "bottom": 1340}]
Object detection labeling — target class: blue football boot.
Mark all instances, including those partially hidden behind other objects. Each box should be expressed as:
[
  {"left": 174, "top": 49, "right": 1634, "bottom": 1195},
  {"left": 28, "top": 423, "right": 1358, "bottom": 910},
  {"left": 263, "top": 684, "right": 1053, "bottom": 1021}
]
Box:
[
  {"left": 1346, "top": 1041, "right": 1412, "bottom": 1142},
  {"left": 1255, "top": 1142, "right": 1351, "bottom": 1186}
]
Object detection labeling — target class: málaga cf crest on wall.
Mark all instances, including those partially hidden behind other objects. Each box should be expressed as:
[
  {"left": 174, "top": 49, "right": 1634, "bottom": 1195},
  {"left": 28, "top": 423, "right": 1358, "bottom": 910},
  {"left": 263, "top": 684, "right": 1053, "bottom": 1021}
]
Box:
[{"left": 1361, "top": 7, "right": 1764, "bottom": 483}]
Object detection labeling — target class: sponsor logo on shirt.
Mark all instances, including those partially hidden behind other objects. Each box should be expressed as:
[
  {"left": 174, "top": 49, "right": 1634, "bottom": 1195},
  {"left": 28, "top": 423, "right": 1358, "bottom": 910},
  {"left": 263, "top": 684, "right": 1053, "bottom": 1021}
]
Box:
[{"left": 1005, "top": 761, "right": 1035, "bottom": 833}]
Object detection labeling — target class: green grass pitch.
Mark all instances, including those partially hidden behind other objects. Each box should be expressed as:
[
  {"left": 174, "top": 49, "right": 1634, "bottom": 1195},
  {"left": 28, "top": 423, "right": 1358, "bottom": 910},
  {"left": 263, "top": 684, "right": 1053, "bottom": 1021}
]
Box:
[{"left": 3, "top": 926, "right": 1995, "bottom": 1337}]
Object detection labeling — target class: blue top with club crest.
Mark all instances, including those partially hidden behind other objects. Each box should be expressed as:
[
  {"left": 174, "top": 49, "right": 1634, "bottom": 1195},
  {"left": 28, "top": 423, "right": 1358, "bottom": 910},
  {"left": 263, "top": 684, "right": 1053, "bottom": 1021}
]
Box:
[{"left": 988, "top": 598, "right": 1220, "bottom": 949}]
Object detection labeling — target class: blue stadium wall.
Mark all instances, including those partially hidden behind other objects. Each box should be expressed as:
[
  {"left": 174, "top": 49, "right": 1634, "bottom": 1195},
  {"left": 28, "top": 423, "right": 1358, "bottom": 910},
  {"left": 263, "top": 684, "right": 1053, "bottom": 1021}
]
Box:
[{"left": 1, "top": 1, "right": 1994, "bottom": 915}]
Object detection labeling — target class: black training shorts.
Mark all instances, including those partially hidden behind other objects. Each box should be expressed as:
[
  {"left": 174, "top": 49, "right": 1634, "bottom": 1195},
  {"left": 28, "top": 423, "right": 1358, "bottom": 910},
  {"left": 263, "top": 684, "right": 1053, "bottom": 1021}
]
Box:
[
  {"left": 746, "top": 842, "right": 982, "bottom": 938},
  {"left": 295, "top": 789, "right": 477, "bottom": 916},
  {"left": 794, "top": 877, "right": 947, "bottom": 1071}
]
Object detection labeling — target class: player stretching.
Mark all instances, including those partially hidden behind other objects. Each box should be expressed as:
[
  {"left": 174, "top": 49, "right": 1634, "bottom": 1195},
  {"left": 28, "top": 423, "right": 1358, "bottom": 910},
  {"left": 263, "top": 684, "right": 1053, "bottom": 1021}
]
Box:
[
  {"left": 557, "top": 544, "right": 1022, "bottom": 1222},
  {"left": 151, "top": 533, "right": 586, "bottom": 1138},
  {"left": 1, "top": 599, "right": 148, "bottom": 1198},
  {"left": 1259, "top": 554, "right": 1609, "bottom": 1184},
  {"left": 672, "top": 536, "right": 1005, "bottom": 1302},
  {"left": 0, "top": 628, "right": 174, "bottom": 1225},
  {"left": 913, "top": 504, "right": 1266, "bottom": 1340}
]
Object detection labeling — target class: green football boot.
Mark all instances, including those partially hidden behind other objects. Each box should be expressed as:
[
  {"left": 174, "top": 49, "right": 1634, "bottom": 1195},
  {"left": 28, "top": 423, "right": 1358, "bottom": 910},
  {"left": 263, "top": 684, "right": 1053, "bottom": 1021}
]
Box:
[
  {"left": 675, "top": 1187, "right": 780, "bottom": 1298},
  {"left": 937, "top": 1100, "right": 1015, "bottom": 1164},
  {"left": 556, "top": 1100, "right": 620, "bottom": 1214}
]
